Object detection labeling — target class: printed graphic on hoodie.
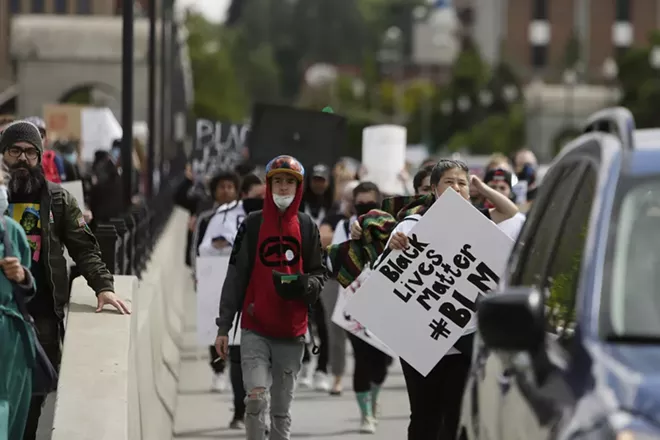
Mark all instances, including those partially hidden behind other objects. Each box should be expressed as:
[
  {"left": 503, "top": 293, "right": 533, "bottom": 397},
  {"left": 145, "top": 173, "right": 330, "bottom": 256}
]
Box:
[{"left": 259, "top": 236, "right": 301, "bottom": 267}]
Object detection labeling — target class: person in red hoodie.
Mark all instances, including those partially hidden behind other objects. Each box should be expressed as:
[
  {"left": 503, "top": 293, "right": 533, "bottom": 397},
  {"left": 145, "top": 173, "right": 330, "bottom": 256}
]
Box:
[{"left": 215, "top": 155, "right": 326, "bottom": 440}]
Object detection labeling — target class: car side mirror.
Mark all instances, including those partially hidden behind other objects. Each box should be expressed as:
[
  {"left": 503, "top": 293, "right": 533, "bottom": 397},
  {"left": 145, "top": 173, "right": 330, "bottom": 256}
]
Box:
[{"left": 477, "top": 287, "right": 545, "bottom": 352}]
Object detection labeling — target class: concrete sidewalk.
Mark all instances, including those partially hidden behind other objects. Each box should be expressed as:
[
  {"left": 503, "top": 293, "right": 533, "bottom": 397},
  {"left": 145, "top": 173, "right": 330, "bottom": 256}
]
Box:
[{"left": 174, "top": 280, "right": 409, "bottom": 439}]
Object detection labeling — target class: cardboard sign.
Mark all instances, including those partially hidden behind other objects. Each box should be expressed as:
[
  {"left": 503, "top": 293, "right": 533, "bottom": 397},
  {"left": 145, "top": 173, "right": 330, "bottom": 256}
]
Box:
[
  {"left": 43, "top": 104, "right": 83, "bottom": 141},
  {"left": 248, "top": 103, "right": 346, "bottom": 169},
  {"left": 61, "top": 180, "right": 85, "bottom": 210},
  {"left": 192, "top": 119, "right": 248, "bottom": 177},
  {"left": 346, "top": 189, "right": 514, "bottom": 376},
  {"left": 331, "top": 272, "right": 397, "bottom": 358},
  {"left": 196, "top": 256, "right": 241, "bottom": 345}
]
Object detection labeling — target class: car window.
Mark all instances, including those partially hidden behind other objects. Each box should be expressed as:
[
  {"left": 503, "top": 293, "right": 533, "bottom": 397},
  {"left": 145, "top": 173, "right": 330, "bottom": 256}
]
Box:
[
  {"left": 512, "top": 162, "right": 583, "bottom": 287},
  {"left": 543, "top": 165, "right": 596, "bottom": 344}
]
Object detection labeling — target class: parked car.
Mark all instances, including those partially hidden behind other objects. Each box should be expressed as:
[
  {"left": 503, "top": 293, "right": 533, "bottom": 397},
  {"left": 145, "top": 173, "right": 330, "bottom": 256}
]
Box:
[{"left": 458, "top": 107, "right": 660, "bottom": 440}]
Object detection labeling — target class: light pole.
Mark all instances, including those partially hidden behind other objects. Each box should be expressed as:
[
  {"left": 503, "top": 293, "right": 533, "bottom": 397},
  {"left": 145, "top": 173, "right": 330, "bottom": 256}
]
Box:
[
  {"left": 601, "top": 57, "right": 619, "bottom": 106},
  {"left": 121, "top": 0, "right": 134, "bottom": 209},
  {"left": 380, "top": 26, "right": 405, "bottom": 124},
  {"left": 562, "top": 68, "right": 578, "bottom": 128}
]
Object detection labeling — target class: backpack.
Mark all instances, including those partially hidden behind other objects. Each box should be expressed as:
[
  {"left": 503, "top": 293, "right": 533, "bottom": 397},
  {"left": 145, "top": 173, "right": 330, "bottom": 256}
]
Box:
[
  {"left": 42, "top": 151, "right": 62, "bottom": 183},
  {"left": 234, "top": 210, "right": 321, "bottom": 352}
]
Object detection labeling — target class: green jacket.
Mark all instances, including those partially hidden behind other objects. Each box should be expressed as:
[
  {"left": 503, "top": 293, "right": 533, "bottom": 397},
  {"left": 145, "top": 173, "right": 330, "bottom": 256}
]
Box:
[{"left": 42, "top": 182, "right": 114, "bottom": 318}]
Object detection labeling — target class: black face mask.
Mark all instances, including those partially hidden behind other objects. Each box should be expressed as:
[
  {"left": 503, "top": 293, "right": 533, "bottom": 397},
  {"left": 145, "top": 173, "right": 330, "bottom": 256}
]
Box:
[
  {"left": 355, "top": 202, "right": 379, "bottom": 217},
  {"left": 242, "top": 197, "right": 264, "bottom": 214}
]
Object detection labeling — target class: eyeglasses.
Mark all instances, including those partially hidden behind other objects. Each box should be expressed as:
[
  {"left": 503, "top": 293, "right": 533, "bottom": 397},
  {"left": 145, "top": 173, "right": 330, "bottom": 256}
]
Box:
[{"left": 7, "top": 146, "right": 39, "bottom": 160}]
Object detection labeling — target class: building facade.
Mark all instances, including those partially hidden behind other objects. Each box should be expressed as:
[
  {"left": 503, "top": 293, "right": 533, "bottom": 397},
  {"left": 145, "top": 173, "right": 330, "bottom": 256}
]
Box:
[
  {"left": 467, "top": 0, "right": 660, "bottom": 80},
  {"left": 0, "top": 0, "right": 150, "bottom": 91}
]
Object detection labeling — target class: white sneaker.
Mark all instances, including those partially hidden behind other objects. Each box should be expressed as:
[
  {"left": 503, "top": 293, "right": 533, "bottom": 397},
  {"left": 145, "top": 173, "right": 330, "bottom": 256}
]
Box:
[
  {"left": 211, "top": 373, "right": 227, "bottom": 393},
  {"left": 359, "top": 417, "right": 377, "bottom": 434},
  {"left": 298, "top": 364, "right": 312, "bottom": 388},
  {"left": 313, "top": 371, "right": 330, "bottom": 392}
]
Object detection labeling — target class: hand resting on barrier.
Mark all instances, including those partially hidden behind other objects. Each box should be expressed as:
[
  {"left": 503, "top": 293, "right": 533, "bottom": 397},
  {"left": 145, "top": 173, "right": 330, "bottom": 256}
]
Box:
[{"left": 96, "top": 290, "right": 131, "bottom": 314}]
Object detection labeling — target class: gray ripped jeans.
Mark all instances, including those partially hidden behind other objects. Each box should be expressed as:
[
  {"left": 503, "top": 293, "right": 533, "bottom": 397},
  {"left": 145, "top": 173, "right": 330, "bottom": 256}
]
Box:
[{"left": 241, "top": 329, "right": 305, "bottom": 440}]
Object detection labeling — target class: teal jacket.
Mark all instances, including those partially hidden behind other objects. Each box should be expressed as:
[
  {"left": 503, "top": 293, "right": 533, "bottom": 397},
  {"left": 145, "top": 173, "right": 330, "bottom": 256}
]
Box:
[{"left": 0, "top": 216, "right": 36, "bottom": 440}]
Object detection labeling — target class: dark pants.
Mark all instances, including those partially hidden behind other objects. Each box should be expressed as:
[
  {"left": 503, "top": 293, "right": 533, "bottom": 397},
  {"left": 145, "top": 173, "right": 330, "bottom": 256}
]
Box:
[
  {"left": 313, "top": 302, "right": 329, "bottom": 373},
  {"left": 401, "top": 355, "right": 471, "bottom": 440},
  {"left": 229, "top": 346, "right": 245, "bottom": 421},
  {"left": 209, "top": 345, "right": 226, "bottom": 374},
  {"left": 23, "top": 320, "right": 61, "bottom": 440},
  {"left": 347, "top": 333, "right": 390, "bottom": 393}
]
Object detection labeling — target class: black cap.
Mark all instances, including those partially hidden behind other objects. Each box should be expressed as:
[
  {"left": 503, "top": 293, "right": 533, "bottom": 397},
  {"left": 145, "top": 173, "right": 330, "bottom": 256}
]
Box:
[{"left": 484, "top": 168, "right": 513, "bottom": 188}]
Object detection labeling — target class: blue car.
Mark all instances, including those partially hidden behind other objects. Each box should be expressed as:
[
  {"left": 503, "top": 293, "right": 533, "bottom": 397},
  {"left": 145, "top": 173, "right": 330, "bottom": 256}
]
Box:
[{"left": 458, "top": 107, "right": 660, "bottom": 440}]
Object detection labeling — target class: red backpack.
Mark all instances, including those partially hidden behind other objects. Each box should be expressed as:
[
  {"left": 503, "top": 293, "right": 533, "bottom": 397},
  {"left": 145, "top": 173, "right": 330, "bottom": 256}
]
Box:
[{"left": 42, "top": 150, "right": 62, "bottom": 183}]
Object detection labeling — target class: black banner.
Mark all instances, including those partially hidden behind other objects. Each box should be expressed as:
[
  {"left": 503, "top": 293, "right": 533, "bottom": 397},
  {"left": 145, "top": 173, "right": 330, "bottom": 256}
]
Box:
[{"left": 248, "top": 103, "right": 346, "bottom": 169}]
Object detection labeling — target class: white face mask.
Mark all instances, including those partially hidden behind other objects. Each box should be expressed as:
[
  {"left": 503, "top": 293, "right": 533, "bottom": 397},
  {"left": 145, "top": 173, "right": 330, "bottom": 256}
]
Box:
[
  {"left": 0, "top": 185, "right": 8, "bottom": 215},
  {"left": 273, "top": 194, "right": 294, "bottom": 211}
]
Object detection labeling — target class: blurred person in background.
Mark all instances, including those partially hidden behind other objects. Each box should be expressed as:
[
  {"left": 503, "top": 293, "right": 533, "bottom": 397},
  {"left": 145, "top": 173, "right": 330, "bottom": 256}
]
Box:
[
  {"left": 52, "top": 140, "right": 81, "bottom": 182},
  {"left": 0, "top": 116, "right": 15, "bottom": 134},
  {"left": 88, "top": 150, "right": 123, "bottom": 227},
  {"left": 484, "top": 152, "right": 512, "bottom": 173},
  {"left": 513, "top": 148, "right": 539, "bottom": 211},
  {"left": 0, "top": 166, "right": 37, "bottom": 440},
  {"left": 23, "top": 117, "right": 65, "bottom": 184},
  {"left": 189, "top": 170, "right": 241, "bottom": 271},
  {"left": 199, "top": 173, "right": 264, "bottom": 430},
  {"left": 298, "top": 163, "right": 336, "bottom": 388},
  {"left": 412, "top": 165, "right": 434, "bottom": 196},
  {"left": 0, "top": 121, "right": 126, "bottom": 440}
]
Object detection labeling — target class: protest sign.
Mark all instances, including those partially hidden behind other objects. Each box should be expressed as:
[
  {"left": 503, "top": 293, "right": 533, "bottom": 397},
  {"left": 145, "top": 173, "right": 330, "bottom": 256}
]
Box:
[
  {"left": 192, "top": 119, "right": 249, "bottom": 177},
  {"left": 332, "top": 279, "right": 397, "bottom": 358},
  {"left": 61, "top": 180, "right": 85, "bottom": 210},
  {"left": 196, "top": 256, "right": 241, "bottom": 345},
  {"left": 345, "top": 189, "right": 514, "bottom": 376}
]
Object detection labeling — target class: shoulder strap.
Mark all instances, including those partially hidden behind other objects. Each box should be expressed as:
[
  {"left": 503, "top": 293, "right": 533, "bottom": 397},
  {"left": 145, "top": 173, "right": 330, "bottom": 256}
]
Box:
[
  {"left": 245, "top": 210, "right": 264, "bottom": 277},
  {"left": 297, "top": 212, "right": 315, "bottom": 274},
  {"left": 47, "top": 182, "right": 66, "bottom": 234}
]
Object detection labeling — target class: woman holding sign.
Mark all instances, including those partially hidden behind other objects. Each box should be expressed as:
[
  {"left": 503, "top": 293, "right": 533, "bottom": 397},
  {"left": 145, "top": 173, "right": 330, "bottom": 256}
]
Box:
[{"left": 384, "top": 159, "right": 518, "bottom": 440}]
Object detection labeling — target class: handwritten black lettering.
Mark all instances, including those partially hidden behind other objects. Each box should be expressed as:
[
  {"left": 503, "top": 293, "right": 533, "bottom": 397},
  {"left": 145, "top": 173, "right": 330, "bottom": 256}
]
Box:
[
  {"left": 441, "top": 262, "right": 462, "bottom": 277},
  {"left": 394, "top": 287, "right": 412, "bottom": 303},
  {"left": 416, "top": 280, "right": 449, "bottom": 310},
  {"left": 426, "top": 249, "right": 443, "bottom": 266},
  {"left": 395, "top": 254, "right": 413, "bottom": 271},
  {"left": 452, "top": 289, "right": 477, "bottom": 312},
  {"left": 429, "top": 318, "right": 450, "bottom": 340},
  {"left": 379, "top": 265, "right": 400, "bottom": 282},
  {"left": 402, "top": 246, "right": 420, "bottom": 259},
  {"left": 439, "top": 297, "right": 472, "bottom": 328},
  {"left": 418, "top": 261, "right": 434, "bottom": 276},
  {"left": 405, "top": 270, "right": 424, "bottom": 288},
  {"left": 408, "top": 234, "right": 429, "bottom": 254},
  {"left": 453, "top": 253, "right": 471, "bottom": 270},
  {"left": 436, "top": 272, "right": 455, "bottom": 286},
  {"left": 460, "top": 244, "right": 476, "bottom": 262},
  {"left": 467, "top": 262, "right": 499, "bottom": 293},
  {"left": 387, "top": 260, "right": 404, "bottom": 275}
]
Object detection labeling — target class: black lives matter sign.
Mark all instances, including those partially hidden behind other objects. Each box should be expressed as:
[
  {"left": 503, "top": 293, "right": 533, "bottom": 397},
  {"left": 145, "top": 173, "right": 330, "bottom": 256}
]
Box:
[
  {"left": 191, "top": 119, "right": 249, "bottom": 177},
  {"left": 344, "top": 189, "right": 513, "bottom": 376}
]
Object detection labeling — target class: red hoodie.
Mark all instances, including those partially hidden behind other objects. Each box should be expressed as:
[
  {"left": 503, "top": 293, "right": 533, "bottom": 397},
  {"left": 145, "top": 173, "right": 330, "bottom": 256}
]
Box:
[{"left": 240, "top": 176, "right": 309, "bottom": 338}]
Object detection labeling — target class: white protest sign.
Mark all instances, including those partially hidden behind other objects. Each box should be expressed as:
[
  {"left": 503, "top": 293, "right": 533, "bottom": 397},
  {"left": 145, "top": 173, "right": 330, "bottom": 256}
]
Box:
[
  {"left": 332, "top": 282, "right": 397, "bottom": 358},
  {"left": 61, "top": 180, "right": 85, "bottom": 210},
  {"left": 196, "top": 256, "right": 241, "bottom": 345},
  {"left": 346, "top": 189, "right": 514, "bottom": 376}
]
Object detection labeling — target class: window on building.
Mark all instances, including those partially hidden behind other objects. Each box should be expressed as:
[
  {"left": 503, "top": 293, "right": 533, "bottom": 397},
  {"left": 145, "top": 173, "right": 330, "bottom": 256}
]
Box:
[
  {"left": 532, "top": 0, "right": 548, "bottom": 20},
  {"left": 531, "top": 44, "right": 548, "bottom": 68},
  {"left": 10, "top": 0, "right": 21, "bottom": 13},
  {"left": 76, "top": 0, "right": 91, "bottom": 14},
  {"left": 31, "top": 0, "right": 45, "bottom": 13},
  {"left": 615, "top": 0, "right": 631, "bottom": 21}
]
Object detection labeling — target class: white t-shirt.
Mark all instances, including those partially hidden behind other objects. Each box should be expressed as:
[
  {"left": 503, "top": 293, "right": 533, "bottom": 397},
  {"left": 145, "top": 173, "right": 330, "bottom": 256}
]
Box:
[{"left": 198, "top": 200, "right": 247, "bottom": 256}]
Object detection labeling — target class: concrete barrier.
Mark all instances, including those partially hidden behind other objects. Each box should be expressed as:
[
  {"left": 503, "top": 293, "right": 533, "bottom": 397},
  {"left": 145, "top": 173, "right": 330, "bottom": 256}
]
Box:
[
  {"left": 52, "top": 207, "right": 190, "bottom": 440},
  {"left": 52, "top": 275, "right": 138, "bottom": 440}
]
